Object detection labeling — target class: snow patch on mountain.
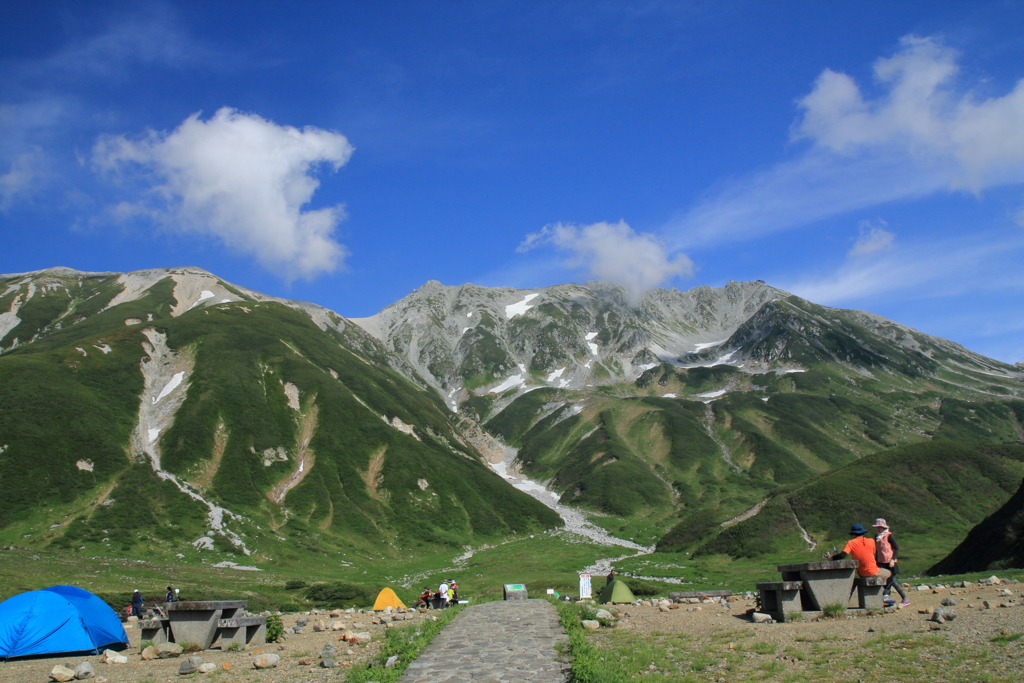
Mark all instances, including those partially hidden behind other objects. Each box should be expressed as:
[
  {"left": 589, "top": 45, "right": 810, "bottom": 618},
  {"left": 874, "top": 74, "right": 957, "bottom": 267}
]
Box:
[
  {"left": 505, "top": 293, "right": 539, "bottom": 319},
  {"left": 490, "top": 374, "right": 527, "bottom": 394}
]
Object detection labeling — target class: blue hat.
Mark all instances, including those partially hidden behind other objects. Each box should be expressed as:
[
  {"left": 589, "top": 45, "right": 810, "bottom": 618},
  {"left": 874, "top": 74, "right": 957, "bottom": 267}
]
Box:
[{"left": 850, "top": 524, "right": 866, "bottom": 535}]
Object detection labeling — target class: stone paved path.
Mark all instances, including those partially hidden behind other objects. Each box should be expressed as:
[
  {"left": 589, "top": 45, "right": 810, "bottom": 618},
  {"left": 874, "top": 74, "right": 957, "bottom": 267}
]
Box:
[{"left": 398, "top": 599, "right": 569, "bottom": 683}]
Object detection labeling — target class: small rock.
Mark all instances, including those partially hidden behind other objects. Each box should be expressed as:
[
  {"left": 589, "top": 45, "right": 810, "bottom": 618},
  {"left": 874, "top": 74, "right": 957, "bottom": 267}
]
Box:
[
  {"left": 595, "top": 609, "right": 613, "bottom": 620},
  {"left": 313, "top": 619, "right": 326, "bottom": 632},
  {"left": 74, "top": 661, "right": 95, "bottom": 679},
  {"left": 141, "top": 646, "right": 158, "bottom": 660},
  {"left": 928, "top": 622, "right": 942, "bottom": 630},
  {"left": 331, "top": 621, "right": 345, "bottom": 630},
  {"left": 867, "top": 627, "right": 875, "bottom": 633},
  {"left": 581, "top": 620, "right": 600, "bottom": 630},
  {"left": 95, "top": 678, "right": 108, "bottom": 683},
  {"left": 347, "top": 636, "right": 361, "bottom": 646},
  {"left": 107, "top": 655, "right": 127, "bottom": 664},
  {"left": 385, "top": 655, "right": 399, "bottom": 668},
  {"left": 932, "top": 607, "right": 957, "bottom": 622},
  {"left": 253, "top": 653, "right": 280, "bottom": 669},
  {"left": 178, "top": 660, "right": 197, "bottom": 675},
  {"left": 321, "top": 658, "right": 336, "bottom": 668},
  {"left": 50, "top": 665, "right": 76, "bottom": 682},
  {"left": 296, "top": 617, "right": 309, "bottom": 627},
  {"left": 321, "top": 643, "right": 336, "bottom": 660},
  {"left": 291, "top": 626, "right": 303, "bottom": 634},
  {"left": 668, "top": 603, "right": 679, "bottom": 610},
  {"left": 751, "top": 612, "right": 772, "bottom": 623},
  {"left": 941, "top": 597, "right": 957, "bottom": 607},
  {"left": 658, "top": 605, "right": 670, "bottom": 612},
  {"left": 221, "top": 662, "right": 231, "bottom": 671},
  {"left": 297, "top": 656, "right": 312, "bottom": 665},
  {"left": 156, "top": 642, "right": 183, "bottom": 658},
  {"left": 916, "top": 585, "right": 930, "bottom": 591},
  {"left": 198, "top": 663, "right": 216, "bottom": 673},
  {"left": 983, "top": 601, "right": 992, "bottom": 609},
  {"left": 352, "top": 632, "right": 371, "bottom": 643}
]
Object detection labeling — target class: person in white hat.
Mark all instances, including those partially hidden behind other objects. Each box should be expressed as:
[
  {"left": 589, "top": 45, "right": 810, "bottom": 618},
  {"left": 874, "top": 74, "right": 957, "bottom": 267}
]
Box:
[
  {"left": 130, "top": 589, "right": 144, "bottom": 617},
  {"left": 872, "top": 518, "right": 909, "bottom": 607}
]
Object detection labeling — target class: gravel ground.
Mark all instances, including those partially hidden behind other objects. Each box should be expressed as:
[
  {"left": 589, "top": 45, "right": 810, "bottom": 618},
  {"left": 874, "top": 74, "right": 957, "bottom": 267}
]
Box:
[
  {"left": 591, "top": 581, "right": 1024, "bottom": 681},
  {"left": 0, "top": 609, "right": 439, "bottom": 683}
]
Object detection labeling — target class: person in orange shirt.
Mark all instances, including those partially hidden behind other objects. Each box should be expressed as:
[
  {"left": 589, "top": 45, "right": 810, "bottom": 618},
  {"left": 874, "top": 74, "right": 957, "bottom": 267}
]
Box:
[{"left": 830, "top": 524, "right": 891, "bottom": 580}]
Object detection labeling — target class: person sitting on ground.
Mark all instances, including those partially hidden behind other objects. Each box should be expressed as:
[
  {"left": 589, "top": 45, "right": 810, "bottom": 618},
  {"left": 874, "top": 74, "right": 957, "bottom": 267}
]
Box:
[
  {"left": 829, "top": 524, "right": 891, "bottom": 580},
  {"left": 872, "top": 518, "right": 910, "bottom": 607},
  {"left": 417, "top": 586, "right": 434, "bottom": 608}
]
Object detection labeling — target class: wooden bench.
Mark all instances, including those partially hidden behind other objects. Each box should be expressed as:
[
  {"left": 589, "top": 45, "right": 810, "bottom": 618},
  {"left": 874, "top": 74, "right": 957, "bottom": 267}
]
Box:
[
  {"left": 854, "top": 575, "right": 888, "bottom": 609},
  {"left": 216, "top": 616, "right": 267, "bottom": 648},
  {"left": 755, "top": 581, "right": 804, "bottom": 622}
]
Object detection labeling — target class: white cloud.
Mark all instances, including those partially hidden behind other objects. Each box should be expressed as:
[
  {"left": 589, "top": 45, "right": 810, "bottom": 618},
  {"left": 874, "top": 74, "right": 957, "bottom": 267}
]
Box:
[
  {"left": 93, "top": 108, "right": 354, "bottom": 280},
  {"left": 0, "top": 149, "right": 44, "bottom": 211},
  {"left": 849, "top": 219, "right": 895, "bottom": 256},
  {"left": 673, "top": 35, "right": 1024, "bottom": 249},
  {"left": 794, "top": 35, "right": 1024, "bottom": 192},
  {"left": 782, "top": 232, "right": 1024, "bottom": 305},
  {"left": 519, "top": 220, "right": 692, "bottom": 304}
]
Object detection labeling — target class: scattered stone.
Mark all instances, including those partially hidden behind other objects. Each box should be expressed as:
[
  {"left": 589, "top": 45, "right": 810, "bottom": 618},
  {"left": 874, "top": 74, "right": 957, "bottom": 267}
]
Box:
[
  {"left": 595, "top": 609, "right": 613, "bottom": 620},
  {"left": 928, "top": 622, "right": 942, "bottom": 631},
  {"left": 347, "top": 636, "right": 361, "bottom": 646},
  {"left": 321, "top": 659, "right": 336, "bottom": 668},
  {"left": 331, "top": 621, "right": 345, "bottom": 630},
  {"left": 581, "top": 620, "right": 600, "bottom": 630},
  {"left": 297, "top": 657, "right": 312, "bottom": 665},
  {"left": 385, "top": 655, "right": 399, "bottom": 668},
  {"left": 658, "top": 605, "right": 670, "bottom": 612},
  {"left": 95, "top": 678, "right": 108, "bottom": 683},
  {"left": 751, "top": 612, "right": 772, "bottom": 623},
  {"left": 932, "top": 607, "right": 957, "bottom": 622},
  {"left": 155, "top": 642, "right": 183, "bottom": 658},
  {"left": 221, "top": 662, "right": 231, "bottom": 671},
  {"left": 198, "top": 663, "right": 216, "bottom": 673},
  {"left": 983, "top": 601, "right": 992, "bottom": 609},
  {"left": 668, "top": 603, "right": 680, "bottom": 610},
  {"left": 313, "top": 619, "right": 326, "bottom": 632},
  {"left": 1000, "top": 589, "right": 1013, "bottom": 596},
  {"left": 74, "top": 661, "right": 94, "bottom": 679},
  {"left": 106, "top": 655, "right": 127, "bottom": 664},
  {"left": 321, "top": 643, "right": 336, "bottom": 660},
  {"left": 916, "top": 585, "right": 930, "bottom": 591},
  {"left": 867, "top": 627, "right": 875, "bottom": 633},
  {"left": 50, "top": 665, "right": 76, "bottom": 682},
  {"left": 352, "top": 632, "right": 371, "bottom": 643},
  {"left": 253, "top": 653, "right": 280, "bottom": 669},
  {"left": 941, "top": 597, "right": 957, "bottom": 607},
  {"left": 141, "top": 646, "right": 157, "bottom": 660},
  {"left": 296, "top": 617, "right": 309, "bottom": 627},
  {"left": 291, "top": 625, "right": 303, "bottom": 634},
  {"left": 178, "top": 660, "right": 198, "bottom": 675}
]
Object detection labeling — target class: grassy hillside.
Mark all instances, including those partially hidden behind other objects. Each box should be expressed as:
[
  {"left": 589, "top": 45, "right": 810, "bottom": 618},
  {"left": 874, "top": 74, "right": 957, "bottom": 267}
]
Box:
[{"left": 658, "top": 442, "right": 1024, "bottom": 574}]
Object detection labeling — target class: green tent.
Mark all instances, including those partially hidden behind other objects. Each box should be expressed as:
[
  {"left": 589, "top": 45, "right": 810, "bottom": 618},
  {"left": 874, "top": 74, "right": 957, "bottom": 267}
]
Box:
[{"left": 598, "top": 579, "right": 635, "bottom": 604}]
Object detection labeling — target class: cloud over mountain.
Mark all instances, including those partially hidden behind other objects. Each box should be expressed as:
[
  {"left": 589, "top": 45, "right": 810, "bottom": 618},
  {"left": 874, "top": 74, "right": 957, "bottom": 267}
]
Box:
[
  {"left": 519, "top": 220, "right": 692, "bottom": 304},
  {"left": 93, "top": 108, "right": 354, "bottom": 280}
]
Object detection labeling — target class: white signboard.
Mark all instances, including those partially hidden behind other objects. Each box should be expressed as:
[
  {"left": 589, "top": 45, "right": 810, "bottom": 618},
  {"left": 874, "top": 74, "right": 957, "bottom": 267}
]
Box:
[{"left": 579, "top": 574, "right": 592, "bottom": 599}]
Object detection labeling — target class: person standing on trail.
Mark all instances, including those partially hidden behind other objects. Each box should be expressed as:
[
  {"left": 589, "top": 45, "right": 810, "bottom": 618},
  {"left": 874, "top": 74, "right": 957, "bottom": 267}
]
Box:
[
  {"left": 130, "top": 589, "right": 143, "bottom": 618},
  {"left": 873, "top": 518, "right": 910, "bottom": 607}
]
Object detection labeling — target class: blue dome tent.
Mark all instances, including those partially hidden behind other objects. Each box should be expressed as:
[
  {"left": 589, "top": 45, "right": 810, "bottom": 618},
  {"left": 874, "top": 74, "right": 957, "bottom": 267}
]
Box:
[{"left": 0, "top": 585, "right": 129, "bottom": 659}]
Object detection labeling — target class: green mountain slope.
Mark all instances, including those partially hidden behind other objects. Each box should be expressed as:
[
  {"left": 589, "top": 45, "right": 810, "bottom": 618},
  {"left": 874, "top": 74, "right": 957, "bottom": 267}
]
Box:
[
  {"left": 0, "top": 268, "right": 560, "bottom": 565},
  {"left": 929, "top": 473, "right": 1024, "bottom": 574}
]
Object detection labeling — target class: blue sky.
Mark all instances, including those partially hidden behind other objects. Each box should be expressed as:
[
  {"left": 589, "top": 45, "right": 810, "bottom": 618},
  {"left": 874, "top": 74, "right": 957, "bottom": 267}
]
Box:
[{"left": 2, "top": 1, "right": 1023, "bottom": 363}]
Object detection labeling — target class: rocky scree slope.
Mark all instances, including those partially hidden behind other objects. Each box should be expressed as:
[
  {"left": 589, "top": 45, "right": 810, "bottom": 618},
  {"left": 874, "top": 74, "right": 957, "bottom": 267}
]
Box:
[{"left": 0, "top": 267, "right": 560, "bottom": 564}]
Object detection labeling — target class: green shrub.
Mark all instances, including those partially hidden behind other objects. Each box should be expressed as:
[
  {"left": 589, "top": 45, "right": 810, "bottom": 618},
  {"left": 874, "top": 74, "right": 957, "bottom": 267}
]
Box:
[
  {"left": 304, "top": 581, "right": 376, "bottom": 609},
  {"left": 265, "top": 614, "right": 284, "bottom": 643},
  {"left": 283, "top": 580, "right": 307, "bottom": 590}
]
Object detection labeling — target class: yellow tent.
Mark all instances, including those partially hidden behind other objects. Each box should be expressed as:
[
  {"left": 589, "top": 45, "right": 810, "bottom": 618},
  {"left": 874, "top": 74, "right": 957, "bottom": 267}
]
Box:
[{"left": 372, "top": 587, "right": 406, "bottom": 611}]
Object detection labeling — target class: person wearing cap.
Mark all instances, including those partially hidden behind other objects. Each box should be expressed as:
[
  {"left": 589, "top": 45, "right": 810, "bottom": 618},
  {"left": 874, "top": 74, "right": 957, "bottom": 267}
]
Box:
[
  {"left": 448, "top": 579, "right": 459, "bottom": 604},
  {"left": 130, "top": 589, "right": 143, "bottom": 617},
  {"left": 830, "top": 524, "right": 891, "bottom": 580},
  {"left": 873, "top": 518, "right": 909, "bottom": 607},
  {"left": 417, "top": 586, "right": 434, "bottom": 608}
]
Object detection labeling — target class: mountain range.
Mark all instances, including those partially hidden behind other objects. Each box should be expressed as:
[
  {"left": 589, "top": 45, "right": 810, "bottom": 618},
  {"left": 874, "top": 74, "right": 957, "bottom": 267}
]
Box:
[{"left": 2, "top": 266, "right": 1023, "bottom": 573}]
